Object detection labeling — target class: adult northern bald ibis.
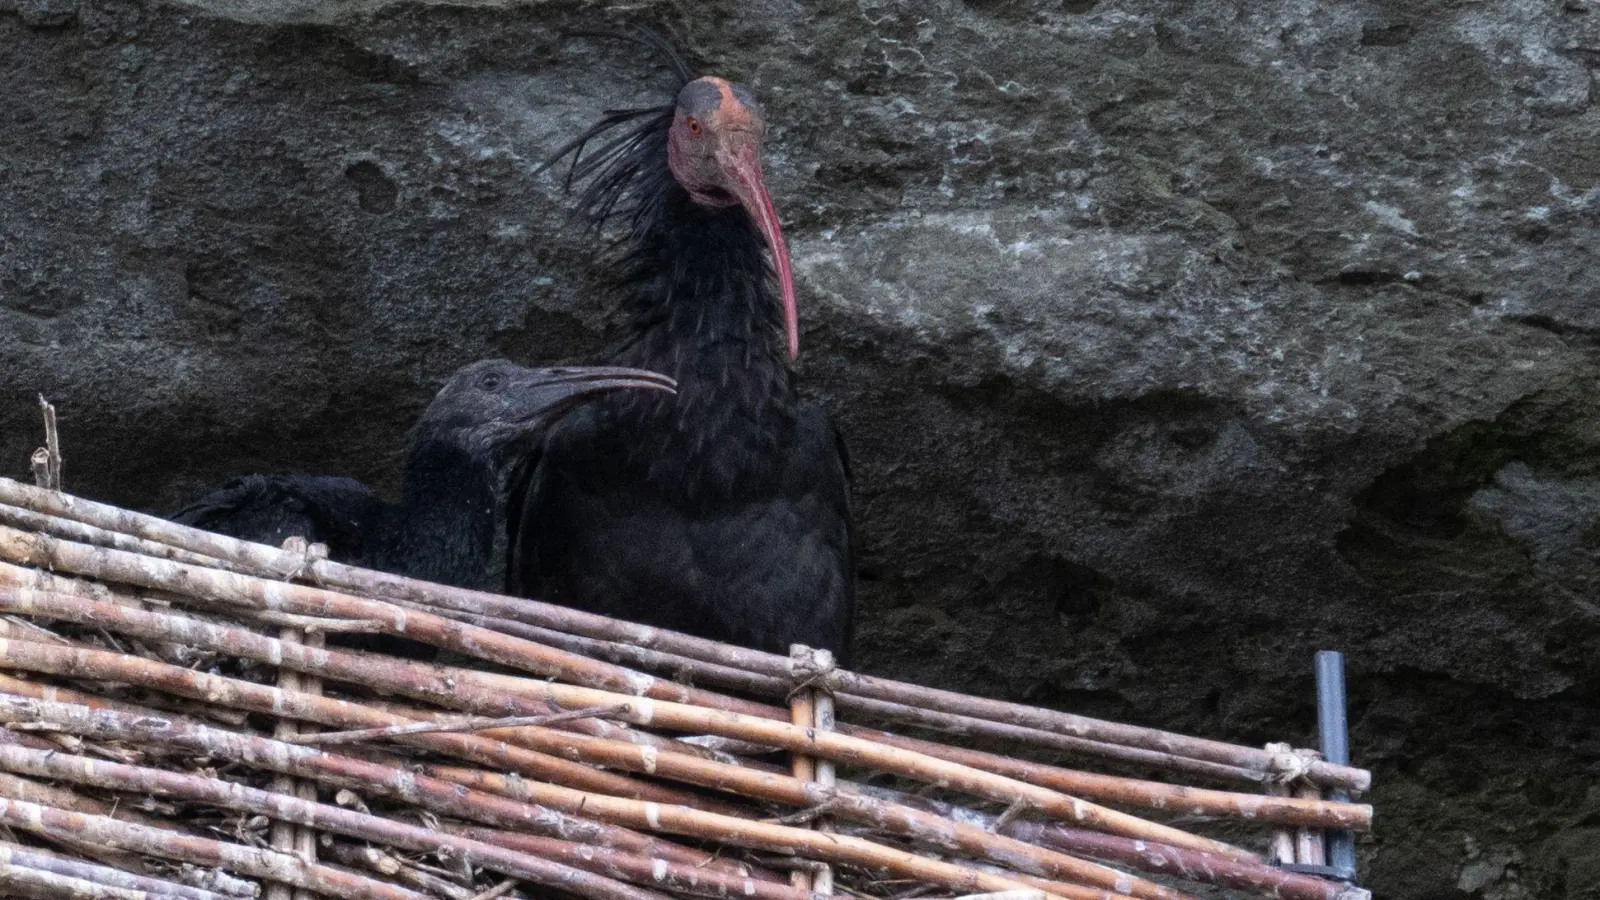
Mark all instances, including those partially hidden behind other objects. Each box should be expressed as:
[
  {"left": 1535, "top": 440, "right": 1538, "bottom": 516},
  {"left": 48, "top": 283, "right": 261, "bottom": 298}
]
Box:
[
  {"left": 507, "top": 34, "right": 856, "bottom": 663},
  {"left": 175, "top": 360, "right": 675, "bottom": 590}
]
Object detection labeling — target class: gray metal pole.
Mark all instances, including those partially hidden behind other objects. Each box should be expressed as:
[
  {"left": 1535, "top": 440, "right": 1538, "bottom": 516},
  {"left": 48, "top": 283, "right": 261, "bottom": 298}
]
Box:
[{"left": 1316, "top": 650, "right": 1358, "bottom": 881}]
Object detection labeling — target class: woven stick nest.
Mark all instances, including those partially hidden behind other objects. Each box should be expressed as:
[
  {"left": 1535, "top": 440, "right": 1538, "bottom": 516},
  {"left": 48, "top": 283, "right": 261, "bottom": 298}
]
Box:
[{"left": 0, "top": 476, "right": 1372, "bottom": 900}]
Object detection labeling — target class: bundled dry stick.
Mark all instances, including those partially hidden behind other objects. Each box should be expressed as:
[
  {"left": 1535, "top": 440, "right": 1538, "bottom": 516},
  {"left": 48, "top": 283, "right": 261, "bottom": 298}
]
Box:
[
  {"left": 0, "top": 741, "right": 681, "bottom": 900},
  {"left": 0, "top": 582, "right": 1369, "bottom": 896},
  {"left": 0, "top": 584, "right": 1336, "bottom": 900},
  {"left": 879, "top": 791, "right": 1363, "bottom": 900},
  {"left": 0, "top": 478, "right": 1371, "bottom": 793},
  {"left": 0, "top": 649, "right": 751, "bottom": 879},
  {"left": 0, "top": 513, "right": 1376, "bottom": 830},
  {"left": 287, "top": 704, "right": 632, "bottom": 746},
  {"left": 0, "top": 687, "right": 1140, "bottom": 900},
  {"left": 0, "top": 483, "right": 1375, "bottom": 900},
  {"left": 0, "top": 585, "right": 1248, "bottom": 899},
  {"left": 0, "top": 796, "right": 427, "bottom": 900},
  {"left": 0, "top": 863, "right": 156, "bottom": 900},
  {"left": 0, "top": 543, "right": 1268, "bottom": 861},
  {"left": 0, "top": 840, "right": 234, "bottom": 900},
  {"left": 437, "top": 824, "right": 819, "bottom": 900}
]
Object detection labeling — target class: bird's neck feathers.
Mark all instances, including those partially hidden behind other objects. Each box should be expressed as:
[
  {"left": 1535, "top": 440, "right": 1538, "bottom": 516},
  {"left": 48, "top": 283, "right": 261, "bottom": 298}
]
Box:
[
  {"left": 616, "top": 161, "right": 794, "bottom": 400},
  {"left": 377, "top": 437, "right": 501, "bottom": 589}
]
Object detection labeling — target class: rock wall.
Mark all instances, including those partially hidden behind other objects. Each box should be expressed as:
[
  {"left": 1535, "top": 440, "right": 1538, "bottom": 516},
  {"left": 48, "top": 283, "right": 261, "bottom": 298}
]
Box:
[{"left": 3, "top": 2, "right": 1598, "bottom": 896}]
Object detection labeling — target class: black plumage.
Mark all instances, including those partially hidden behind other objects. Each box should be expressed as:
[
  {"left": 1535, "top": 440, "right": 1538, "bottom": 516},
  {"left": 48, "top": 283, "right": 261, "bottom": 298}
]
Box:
[
  {"left": 508, "top": 36, "right": 857, "bottom": 663},
  {"left": 175, "top": 360, "right": 674, "bottom": 590}
]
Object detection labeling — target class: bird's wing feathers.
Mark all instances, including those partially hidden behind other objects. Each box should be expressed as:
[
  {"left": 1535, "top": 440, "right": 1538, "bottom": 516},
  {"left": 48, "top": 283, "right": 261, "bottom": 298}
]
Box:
[
  {"left": 513, "top": 400, "right": 856, "bottom": 663},
  {"left": 172, "top": 474, "right": 379, "bottom": 559}
]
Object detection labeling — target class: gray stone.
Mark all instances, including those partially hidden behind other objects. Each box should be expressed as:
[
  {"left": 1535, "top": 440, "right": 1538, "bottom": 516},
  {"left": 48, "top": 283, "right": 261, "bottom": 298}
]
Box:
[{"left": 4, "top": 2, "right": 1600, "bottom": 897}]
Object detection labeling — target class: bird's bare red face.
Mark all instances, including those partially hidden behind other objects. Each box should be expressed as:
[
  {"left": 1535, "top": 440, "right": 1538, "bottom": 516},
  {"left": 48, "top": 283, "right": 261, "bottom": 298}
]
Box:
[{"left": 667, "top": 76, "right": 798, "bottom": 360}]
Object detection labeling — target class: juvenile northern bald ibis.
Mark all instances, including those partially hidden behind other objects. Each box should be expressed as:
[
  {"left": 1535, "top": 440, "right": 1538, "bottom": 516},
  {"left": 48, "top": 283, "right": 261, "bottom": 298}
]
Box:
[
  {"left": 175, "top": 361, "right": 675, "bottom": 589},
  {"left": 508, "top": 34, "right": 857, "bottom": 663}
]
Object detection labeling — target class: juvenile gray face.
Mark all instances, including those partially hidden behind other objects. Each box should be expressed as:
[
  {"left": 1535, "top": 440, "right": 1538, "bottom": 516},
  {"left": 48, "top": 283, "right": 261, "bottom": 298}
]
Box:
[{"left": 416, "top": 360, "right": 677, "bottom": 462}]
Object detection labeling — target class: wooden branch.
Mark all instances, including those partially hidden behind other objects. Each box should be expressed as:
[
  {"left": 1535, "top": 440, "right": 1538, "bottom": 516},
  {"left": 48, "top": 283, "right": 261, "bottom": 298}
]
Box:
[
  {"left": 441, "top": 825, "right": 817, "bottom": 900},
  {"left": 0, "top": 694, "right": 738, "bottom": 884},
  {"left": 269, "top": 625, "right": 305, "bottom": 900},
  {"left": 401, "top": 762, "right": 1110, "bottom": 900},
  {"left": 0, "top": 584, "right": 732, "bottom": 812},
  {"left": 0, "top": 559, "right": 1261, "bottom": 860},
  {"left": 875, "top": 792, "right": 1366, "bottom": 900},
  {"left": 1293, "top": 782, "right": 1326, "bottom": 868},
  {"left": 0, "top": 863, "right": 156, "bottom": 900},
  {"left": 0, "top": 550, "right": 1371, "bottom": 833},
  {"left": 789, "top": 645, "right": 836, "bottom": 897},
  {"left": 288, "top": 704, "right": 631, "bottom": 746},
  {"left": 435, "top": 667, "right": 1255, "bottom": 861},
  {"left": 0, "top": 479, "right": 1371, "bottom": 793},
  {"left": 0, "top": 587, "right": 1224, "bottom": 900},
  {"left": 0, "top": 737, "right": 1065, "bottom": 900},
  {"left": 30, "top": 397, "right": 62, "bottom": 492},
  {"left": 0, "top": 796, "right": 426, "bottom": 900},
  {"left": 0, "top": 690, "right": 1133, "bottom": 900},
  {"left": 0, "top": 841, "right": 232, "bottom": 900},
  {"left": 325, "top": 845, "right": 478, "bottom": 900},
  {"left": 0, "top": 503, "right": 235, "bottom": 572},
  {"left": 0, "top": 741, "right": 680, "bottom": 900},
  {"left": 789, "top": 662, "right": 819, "bottom": 893},
  {"left": 0, "top": 765, "right": 179, "bottom": 873},
  {"left": 405, "top": 606, "right": 1263, "bottom": 786},
  {"left": 0, "top": 589, "right": 1259, "bottom": 900},
  {"left": 0, "top": 647, "right": 747, "bottom": 880}
]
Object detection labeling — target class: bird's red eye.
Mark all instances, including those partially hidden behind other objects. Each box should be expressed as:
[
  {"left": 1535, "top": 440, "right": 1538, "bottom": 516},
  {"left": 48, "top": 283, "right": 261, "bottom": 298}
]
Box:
[{"left": 685, "top": 116, "right": 702, "bottom": 137}]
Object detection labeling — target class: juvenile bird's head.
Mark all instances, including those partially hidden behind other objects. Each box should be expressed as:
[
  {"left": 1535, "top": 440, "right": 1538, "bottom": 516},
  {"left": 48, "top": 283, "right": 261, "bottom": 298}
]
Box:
[{"left": 417, "top": 360, "right": 676, "bottom": 465}]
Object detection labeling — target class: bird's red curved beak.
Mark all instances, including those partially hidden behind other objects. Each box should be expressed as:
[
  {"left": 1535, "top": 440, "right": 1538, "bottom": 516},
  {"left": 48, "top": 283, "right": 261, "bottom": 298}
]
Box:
[{"left": 721, "top": 143, "right": 799, "bottom": 360}]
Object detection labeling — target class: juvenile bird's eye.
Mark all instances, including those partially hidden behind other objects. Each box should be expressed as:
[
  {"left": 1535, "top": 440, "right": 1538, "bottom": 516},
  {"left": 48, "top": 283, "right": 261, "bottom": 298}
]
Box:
[
  {"left": 685, "top": 116, "right": 702, "bottom": 137},
  {"left": 479, "top": 373, "right": 503, "bottom": 391}
]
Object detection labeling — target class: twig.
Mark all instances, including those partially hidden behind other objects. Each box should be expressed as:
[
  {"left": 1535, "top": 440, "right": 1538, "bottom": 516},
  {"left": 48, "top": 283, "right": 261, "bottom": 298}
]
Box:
[
  {"left": 443, "top": 825, "right": 813, "bottom": 900},
  {"left": 0, "top": 795, "right": 425, "bottom": 900},
  {"left": 0, "top": 863, "right": 153, "bottom": 900},
  {"left": 883, "top": 789, "right": 1354, "bottom": 900},
  {"left": 466, "top": 881, "right": 519, "bottom": 900},
  {"left": 326, "top": 845, "right": 478, "bottom": 900},
  {"left": 0, "top": 742, "right": 679, "bottom": 900},
  {"left": 247, "top": 610, "right": 389, "bottom": 633},
  {"left": 288, "top": 704, "right": 632, "bottom": 746},
  {"left": 29, "top": 396, "right": 62, "bottom": 492},
  {"left": 0, "top": 840, "right": 233, "bottom": 900}
]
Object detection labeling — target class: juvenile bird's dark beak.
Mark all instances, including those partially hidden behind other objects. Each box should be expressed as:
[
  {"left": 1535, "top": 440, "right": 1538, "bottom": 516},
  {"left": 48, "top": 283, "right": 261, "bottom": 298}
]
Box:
[
  {"left": 718, "top": 140, "right": 799, "bottom": 361},
  {"left": 519, "top": 366, "right": 677, "bottom": 426}
]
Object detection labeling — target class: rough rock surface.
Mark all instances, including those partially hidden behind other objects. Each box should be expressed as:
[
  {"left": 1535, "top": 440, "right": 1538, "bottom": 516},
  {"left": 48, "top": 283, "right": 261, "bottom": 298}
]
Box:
[{"left": 3, "top": 2, "right": 1599, "bottom": 896}]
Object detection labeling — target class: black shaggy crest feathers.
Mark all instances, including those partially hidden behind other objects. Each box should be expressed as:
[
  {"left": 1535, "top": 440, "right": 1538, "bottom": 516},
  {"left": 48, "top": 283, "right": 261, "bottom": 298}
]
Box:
[{"left": 536, "top": 28, "right": 693, "bottom": 236}]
